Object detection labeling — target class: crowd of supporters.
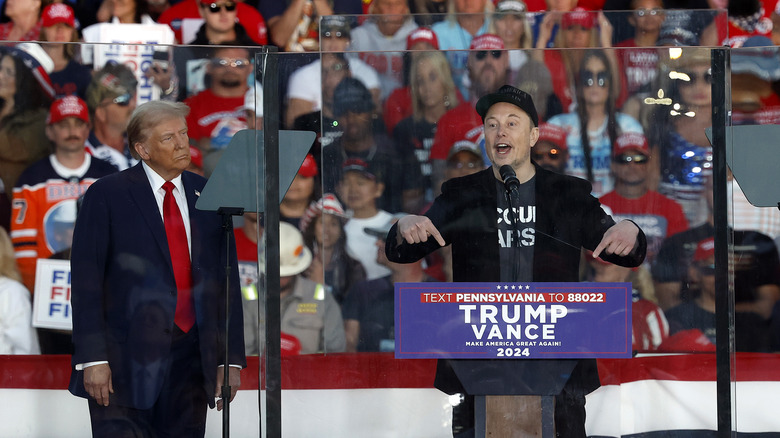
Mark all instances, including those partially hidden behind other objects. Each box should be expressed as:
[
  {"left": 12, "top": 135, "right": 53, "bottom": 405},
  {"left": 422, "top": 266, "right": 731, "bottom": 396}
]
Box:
[{"left": 1, "top": 0, "right": 780, "bottom": 358}]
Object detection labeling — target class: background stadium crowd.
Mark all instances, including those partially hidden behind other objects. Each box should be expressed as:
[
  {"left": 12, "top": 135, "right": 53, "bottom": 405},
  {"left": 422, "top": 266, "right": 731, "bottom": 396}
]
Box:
[{"left": 0, "top": 0, "right": 780, "bottom": 361}]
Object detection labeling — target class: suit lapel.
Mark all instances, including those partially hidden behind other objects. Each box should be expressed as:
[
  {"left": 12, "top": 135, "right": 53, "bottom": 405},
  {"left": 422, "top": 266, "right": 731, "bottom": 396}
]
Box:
[
  {"left": 126, "top": 164, "right": 172, "bottom": 265},
  {"left": 182, "top": 172, "right": 203, "bottom": 271}
]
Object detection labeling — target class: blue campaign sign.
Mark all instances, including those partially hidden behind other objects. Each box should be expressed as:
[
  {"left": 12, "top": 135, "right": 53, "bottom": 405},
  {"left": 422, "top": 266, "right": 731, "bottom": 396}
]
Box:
[{"left": 395, "top": 282, "right": 632, "bottom": 359}]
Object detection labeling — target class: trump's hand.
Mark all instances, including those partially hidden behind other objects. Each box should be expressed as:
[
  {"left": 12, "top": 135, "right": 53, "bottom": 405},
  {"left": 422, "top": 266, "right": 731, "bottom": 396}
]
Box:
[
  {"left": 215, "top": 366, "right": 241, "bottom": 411},
  {"left": 84, "top": 363, "right": 113, "bottom": 407},
  {"left": 592, "top": 220, "right": 640, "bottom": 259},
  {"left": 396, "top": 215, "right": 446, "bottom": 247}
]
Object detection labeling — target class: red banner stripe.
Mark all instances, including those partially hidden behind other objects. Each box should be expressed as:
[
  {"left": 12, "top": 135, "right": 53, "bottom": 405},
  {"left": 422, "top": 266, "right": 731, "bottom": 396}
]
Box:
[{"left": 3, "top": 353, "right": 780, "bottom": 391}]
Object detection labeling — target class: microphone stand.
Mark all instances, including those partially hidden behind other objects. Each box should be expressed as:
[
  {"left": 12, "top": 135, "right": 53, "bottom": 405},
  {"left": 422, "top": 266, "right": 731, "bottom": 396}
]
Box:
[
  {"left": 500, "top": 165, "right": 523, "bottom": 282},
  {"left": 217, "top": 206, "right": 244, "bottom": 438},
  {"left": 504, "top": 188, "right": 521, "bottom": 282}
]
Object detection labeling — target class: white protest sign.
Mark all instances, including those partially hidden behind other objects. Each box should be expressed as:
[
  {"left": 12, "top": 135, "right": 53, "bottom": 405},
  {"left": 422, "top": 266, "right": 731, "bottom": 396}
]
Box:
[
  {"left": 81, "top": 22, "right": 176, "bottom": 104},
  {"left": 32, "top": 259, "right": 72, "bottom": 330}
]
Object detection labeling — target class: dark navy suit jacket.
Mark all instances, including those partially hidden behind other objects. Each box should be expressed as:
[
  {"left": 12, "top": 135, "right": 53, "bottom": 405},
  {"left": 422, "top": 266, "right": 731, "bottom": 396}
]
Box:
[{"left": 68, "top": 163, "right": 246, "bottom": 409}]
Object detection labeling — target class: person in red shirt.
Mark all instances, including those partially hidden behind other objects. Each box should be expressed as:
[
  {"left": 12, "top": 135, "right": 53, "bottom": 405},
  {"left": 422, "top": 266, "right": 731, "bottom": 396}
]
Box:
[
  {"left": 599, "top": 132, "right": 689, "bottom": 265},
  {"left": 383, "top": 26, "right": 442, "bottom": 136},
  {"left": 700, "top": 0, "right": 777, "bottom": 48},
  {"left": 428, "top": 34, "right": 509, "bottom": 195},
  {"left": 535, "top": 7, "right": 627, "bottom": 112},
  {"left": 0, "top": 0, "right": 43, "bottom": 42},
  {"left": 157, "top": 0, "right": 268, "bottom": 44},
  {"left": 584, "top": 250, "right": 669, "bottom": 353},
  {"left": 184, "top": 45, "right": 251, "bottom": 175},
  {"left": 189, "top": 0, "right": 259, "bottom": 46},
  {"left": 731, "top": 36, "right": 780, "bottom": 126},
  {"left": 531, "top": 122, "right": 569, "bottom": 174},
  {"left": 615, "top": 0, "right": 664, "bottom": 97}
]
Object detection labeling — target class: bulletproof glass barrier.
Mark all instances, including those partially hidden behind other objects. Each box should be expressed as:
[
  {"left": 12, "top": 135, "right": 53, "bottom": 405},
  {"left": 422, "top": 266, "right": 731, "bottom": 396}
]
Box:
[{"left": 0, "top": 6, "right": 777, "bottom": 437}]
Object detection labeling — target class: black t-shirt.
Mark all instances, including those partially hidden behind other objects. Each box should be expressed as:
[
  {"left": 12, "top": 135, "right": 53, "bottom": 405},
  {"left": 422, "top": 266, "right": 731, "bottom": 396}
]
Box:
[
  {"left": 342, "top": 276, "right": 395, "bottom": 352},
  {"left": 50, "top": 60, "right": 92, "bottom": 100},
  {"left": 497, "top": 176, "right": 535, "bottom": 282}
]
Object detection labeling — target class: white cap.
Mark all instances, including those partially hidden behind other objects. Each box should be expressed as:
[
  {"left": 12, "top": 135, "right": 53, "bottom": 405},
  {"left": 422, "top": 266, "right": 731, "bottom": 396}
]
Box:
[{"left": 243, "top": 82, "right": 264, "bottom": 117}]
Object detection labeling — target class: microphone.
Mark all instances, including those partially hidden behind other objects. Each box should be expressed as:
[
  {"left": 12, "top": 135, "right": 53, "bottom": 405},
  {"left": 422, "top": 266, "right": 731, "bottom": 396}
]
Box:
[{"left": 499, "top": 165, "right": 520, "bottom": 193}]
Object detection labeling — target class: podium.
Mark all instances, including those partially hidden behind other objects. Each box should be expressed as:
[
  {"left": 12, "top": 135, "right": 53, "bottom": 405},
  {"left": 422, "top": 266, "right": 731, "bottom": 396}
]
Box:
[
  {"left": 448, "top": 359, "right": 591, "bottom": 437},
  {"left": 394, "top": 282, "right": 632, "bottom": 437}
]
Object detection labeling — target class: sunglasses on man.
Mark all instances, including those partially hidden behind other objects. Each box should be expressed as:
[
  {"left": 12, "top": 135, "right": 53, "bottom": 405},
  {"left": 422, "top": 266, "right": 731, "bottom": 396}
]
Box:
[
  {"left": 634, "top": 8, "right": 661, "bottom": 17},
  {"left": 532, "top": 149, "right": 564, "bottom": 161},
  {"left": 447, "top": 160, "right": 481, "bottom": 170},
  {"left": 474, "top": 50, "right": 502, "bottom": 61},
  {"left": 613, "top": 153, "right": 649, "bottom": 164},
  {"left": 323, "top": 30, "right": 347, "bottom": 39},
  {"left": 211, "top": 57, "right": 251, "bottom": 68},
  {"left": 696, "top": 263, "right": 716, "bottom": 275},
  {"left": 203, "top": 2, "right": 236, "bottom": 13},
  {"left": 100, "top": 93, "right": 133, "bottom": 107}
]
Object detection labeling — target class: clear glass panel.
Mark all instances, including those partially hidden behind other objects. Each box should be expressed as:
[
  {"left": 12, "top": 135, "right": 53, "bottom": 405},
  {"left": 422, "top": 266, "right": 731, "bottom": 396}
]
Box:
[
  {"left": 727, "top": 41, "right": 780, "bottom": 436},
  {"left": 293, "top": 9, "right": 734, "bottom": 437},
  {"left": 4, "top": 5, "right": 779, "bottom": 437}
]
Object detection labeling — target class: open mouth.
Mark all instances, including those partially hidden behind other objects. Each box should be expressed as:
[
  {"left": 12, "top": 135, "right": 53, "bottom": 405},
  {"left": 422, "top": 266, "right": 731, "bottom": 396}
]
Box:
[{"left": 495, "top": 143, "right": 511, "bottom": 155}]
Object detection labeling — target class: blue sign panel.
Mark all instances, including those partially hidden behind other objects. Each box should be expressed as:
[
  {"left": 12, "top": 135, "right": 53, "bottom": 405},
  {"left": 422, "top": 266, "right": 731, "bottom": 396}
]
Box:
[{"left": 395, "top": 282, "right": 632, "bottom": 359}]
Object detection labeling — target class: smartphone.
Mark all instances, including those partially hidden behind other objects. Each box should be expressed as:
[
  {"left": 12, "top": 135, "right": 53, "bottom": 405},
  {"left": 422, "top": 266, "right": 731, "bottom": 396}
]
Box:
[
  {"left": 152, "top": 50, "right": 169, "bottom": 72},
  {"left": 152, "top": 60, "right": 169, "bottom": 72}
]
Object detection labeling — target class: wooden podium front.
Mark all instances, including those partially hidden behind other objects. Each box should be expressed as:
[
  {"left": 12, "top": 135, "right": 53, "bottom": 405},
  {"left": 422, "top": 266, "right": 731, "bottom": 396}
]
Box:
[{"left": 476, "top": 395, "right": 555, "bottom": 438}]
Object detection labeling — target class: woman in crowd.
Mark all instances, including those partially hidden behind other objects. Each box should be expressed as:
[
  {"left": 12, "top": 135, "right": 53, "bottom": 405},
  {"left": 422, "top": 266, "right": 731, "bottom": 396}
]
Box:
[
  {"left": 491, "top": 0, "right": 533, "bottom": 72},
  {"left": 535, "top": 7, "right": 624, "bottom": 113},
  {"left": 0, "top": 0, "right": 48, "bottom": 42},
  {"left": 281, "top": 154, "right": 321, "bottom": 230},
  {"left": 647, "top": 48, "right": 713, "bottom": 226},
  {"left": 301, "top": 194, "right": 366, "bottom": 305},
  {"left": 95, "top": 0, "right": 152, "bottom": 24},
  {"left": 548, "top": 49, "right": 643, "bottom": 197},
  {"left": 431, "top": 0, "right": 493, "bottom": 99},
  {"left": 393, "top": 50, "right": 459, "bottom": 209},
  {"left": 0, "top": 47, "right": 53, "bottom": 193},
  {"left": 491, "top": 0, "right": 556, "bottom": 119},
  {"left": 0, "top": 227, "right": 39, "bottom": 354},
  {"left": 39, "top": 3, "right": 91, "bottom": 99}
]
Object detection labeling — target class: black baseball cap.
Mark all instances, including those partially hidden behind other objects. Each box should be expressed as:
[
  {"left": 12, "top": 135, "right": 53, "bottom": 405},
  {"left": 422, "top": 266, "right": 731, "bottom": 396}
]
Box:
[
  {"left": 476, "top": 85, "right": 538, "bottom": 127},
  {"left": 333, "top": 77, "right": 374, "bottom": 117}
]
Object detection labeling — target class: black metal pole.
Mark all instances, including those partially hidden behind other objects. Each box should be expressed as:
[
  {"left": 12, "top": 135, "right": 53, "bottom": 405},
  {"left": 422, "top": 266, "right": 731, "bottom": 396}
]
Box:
[
  {"left": 218, "top": 207, "right": 243, "bottom": 438},
  {"left": 711, "top": 47, "right": 733, "bottom": 437},
  {"left": 261, "top": 45, "right": 282, "bottom": 438}
]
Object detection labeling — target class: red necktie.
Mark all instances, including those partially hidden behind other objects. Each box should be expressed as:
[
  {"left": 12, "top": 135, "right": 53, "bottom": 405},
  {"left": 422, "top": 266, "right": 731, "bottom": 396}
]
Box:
[{"left": 162, "top": 181, "right": 195, "bottom": 332}]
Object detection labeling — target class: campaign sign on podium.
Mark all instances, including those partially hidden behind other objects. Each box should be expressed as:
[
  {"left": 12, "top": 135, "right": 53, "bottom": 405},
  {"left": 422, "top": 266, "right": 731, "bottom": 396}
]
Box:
[{"left": 395, "top": 282, "right": 632, "bottom": 359}]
